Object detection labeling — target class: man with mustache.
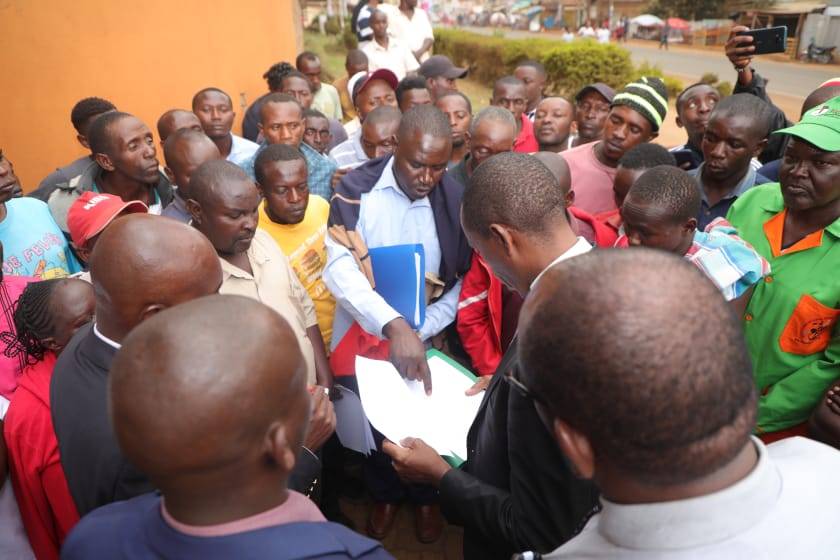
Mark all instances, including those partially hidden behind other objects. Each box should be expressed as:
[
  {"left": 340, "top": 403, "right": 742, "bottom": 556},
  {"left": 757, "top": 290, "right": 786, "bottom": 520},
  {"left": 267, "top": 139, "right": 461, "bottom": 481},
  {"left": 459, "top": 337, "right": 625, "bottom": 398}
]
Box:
[
  {"left": 569, "top": 83, "right": 614, "bottom": 150},
  {"left": 563, "top": 77, "right": 667, "bottom": 216},
  {"left": 534, "top": 97, "right": 574, "bottom": 153},
  {"left": 47, "top": 112, "right": 174, "bottom": 230},
  {"left": 688, "top": 94, "right": 773, "bottom": 230}
]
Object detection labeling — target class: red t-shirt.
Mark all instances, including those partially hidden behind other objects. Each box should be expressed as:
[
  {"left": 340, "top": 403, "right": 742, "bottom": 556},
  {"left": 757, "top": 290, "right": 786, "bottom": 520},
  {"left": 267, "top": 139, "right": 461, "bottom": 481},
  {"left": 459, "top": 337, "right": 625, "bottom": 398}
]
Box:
[
  {"left": 513, "top": 113, "right": 539, "bottom": 153},
  {"left": 4, "top": 351, "right": 80, "bottom": 560}
]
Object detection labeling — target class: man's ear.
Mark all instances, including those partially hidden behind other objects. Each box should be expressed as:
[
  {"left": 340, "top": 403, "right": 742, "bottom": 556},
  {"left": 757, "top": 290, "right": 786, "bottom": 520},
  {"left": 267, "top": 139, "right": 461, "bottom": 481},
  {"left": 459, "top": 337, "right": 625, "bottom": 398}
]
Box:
[
  {"left": 77, "top": 134, "right": 91, "bottom": 150},
  {"left": 186, "top": 199, "right": 202, "bottom": 224},
  {"left": 138, "top": 303, "right": 167, "bottom": 323},
  {"left": 565, "top": 189, "right": 576, "bottom": 208},
  {"left": 675, "top": 114, "right": 684, "bottom": 129},
  {"left": 488, "top": 223, "right": 516, "bottom": 257},
  {"left": 94, "top": 152, "right": 116, "bottom": 172},
  {"left": 685, "top": 217, "right": 698, "bottom": 234},
  {"left": 554, "top": 418, "right": 596, "bottom": 479},
  {"left": 163, "top": 166, "right": 176, "bottom": 185},
  {"left": 648, "top": 131, "right": 659, "bottom": 142},
  {"left": 72, "top": 241, "right": 92, "bottom": 264},
  {"left": 753, "top": 138, "right": 768, "bottom": 159},
  {"left": 266, "top": 421, "right": 297, "bottom": 474}
]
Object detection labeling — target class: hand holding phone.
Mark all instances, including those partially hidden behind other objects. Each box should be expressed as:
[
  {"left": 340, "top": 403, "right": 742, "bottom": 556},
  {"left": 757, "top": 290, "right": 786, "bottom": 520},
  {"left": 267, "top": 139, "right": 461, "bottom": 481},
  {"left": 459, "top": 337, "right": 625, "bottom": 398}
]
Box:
[{"left": 736, "top": 26, "right": 787, "bottom": 55}]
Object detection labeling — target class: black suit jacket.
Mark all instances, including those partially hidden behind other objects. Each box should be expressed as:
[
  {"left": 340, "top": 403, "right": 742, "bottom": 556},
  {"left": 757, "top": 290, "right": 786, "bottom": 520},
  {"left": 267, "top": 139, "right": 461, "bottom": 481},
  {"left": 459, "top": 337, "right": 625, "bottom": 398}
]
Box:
[
  {"left": 439, "top": 339, "right": 600, "bottom": 560},
  {"left": 51, "top": 324, "right": 321, "bottom": 516}
]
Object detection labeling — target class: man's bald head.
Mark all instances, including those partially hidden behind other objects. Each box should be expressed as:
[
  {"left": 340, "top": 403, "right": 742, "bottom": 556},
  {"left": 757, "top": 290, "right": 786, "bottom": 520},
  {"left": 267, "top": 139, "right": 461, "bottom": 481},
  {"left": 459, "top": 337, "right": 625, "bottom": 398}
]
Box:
[
  {"left": 188, "top": 159, "right": 254, "bottom": 208},
  {"left": 519, "top": 250, "right": 756, "bottom": 488},
  {"left": 533, "top": 151, "right": 571, "bottom": 197},
  {"left": 110, "top": 295, "right": 309, "bottom": 491},
  {"left": 89, "top": 214, "right": 222, "bottom": 342},
  {"left": 157, "top": 109, "right": 203, "bottom": 145},
  {"left": 163, "top": 129, "right": 221, "bottom": 198}
]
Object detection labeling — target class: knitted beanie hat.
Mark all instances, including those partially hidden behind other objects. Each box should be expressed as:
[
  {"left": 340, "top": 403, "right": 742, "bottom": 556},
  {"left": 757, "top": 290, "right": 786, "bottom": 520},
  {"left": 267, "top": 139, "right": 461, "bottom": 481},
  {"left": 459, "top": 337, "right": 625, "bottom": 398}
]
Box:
[{"left": 611, "top": 76, "right": 669, "bottom": 132}]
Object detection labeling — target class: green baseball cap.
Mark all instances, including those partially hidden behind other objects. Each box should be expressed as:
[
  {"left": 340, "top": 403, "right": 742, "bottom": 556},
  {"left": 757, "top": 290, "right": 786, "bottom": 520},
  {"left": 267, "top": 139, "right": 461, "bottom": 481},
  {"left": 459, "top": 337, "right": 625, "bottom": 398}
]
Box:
[{"left": 773, "top": 95, "right": 840, "bottom": 152}]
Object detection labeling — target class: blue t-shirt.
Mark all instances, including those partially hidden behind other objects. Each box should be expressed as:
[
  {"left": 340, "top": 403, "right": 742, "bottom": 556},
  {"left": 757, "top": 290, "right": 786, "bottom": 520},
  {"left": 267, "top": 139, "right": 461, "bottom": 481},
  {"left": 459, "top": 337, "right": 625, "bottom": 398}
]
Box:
[
  {"left": 0, "top": 197, "right": 81, "bottom": 279},
  {"left": 61, "top": 492, "right": 393, "bottom": 560}
]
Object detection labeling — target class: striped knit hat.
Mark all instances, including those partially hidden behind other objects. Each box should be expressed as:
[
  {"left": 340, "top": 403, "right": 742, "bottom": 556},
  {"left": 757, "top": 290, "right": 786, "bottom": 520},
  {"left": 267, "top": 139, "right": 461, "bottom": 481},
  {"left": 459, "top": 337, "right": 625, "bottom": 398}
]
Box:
[{"left": 611, "top": 76, "right": 669, "bottom": 132}]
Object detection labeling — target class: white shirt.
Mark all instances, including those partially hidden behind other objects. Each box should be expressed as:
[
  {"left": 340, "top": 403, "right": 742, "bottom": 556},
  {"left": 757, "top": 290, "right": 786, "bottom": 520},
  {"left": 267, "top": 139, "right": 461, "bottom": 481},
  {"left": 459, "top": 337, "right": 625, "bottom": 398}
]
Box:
[
  {"left": 362, "top": 37, "right": 420, "bottom": 81},
  {"left": 329, "top": 129, "right": 367, "bottom": 170},
  {"left": 227, "top": 133, "right": 260, "bottom": 168},
  {"left": 544, "top": 437, "right": 840, "bottom": 559},
  {"left": 596, "top": 28, "right": 610, "bottom": 43},
  {"left": 324, "top": 157, "right": 460, "bottom": 348},
  {"left": 530, "top": 237, "right": 592, "bottom": 290},
  {"left": 378, "top": 3, "right": 434, "bottom": 62}
]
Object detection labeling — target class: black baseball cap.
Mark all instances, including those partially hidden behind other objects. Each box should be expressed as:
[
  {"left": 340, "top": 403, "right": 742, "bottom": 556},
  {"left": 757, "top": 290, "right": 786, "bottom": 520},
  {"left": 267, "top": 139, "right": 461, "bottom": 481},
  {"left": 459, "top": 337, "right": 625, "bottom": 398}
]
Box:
[
  {"left": 575, "top": 83, "right": 616, "bottom": 104},
  {"left": 418, "top": 55, "right": 468, "bottom": 80}
]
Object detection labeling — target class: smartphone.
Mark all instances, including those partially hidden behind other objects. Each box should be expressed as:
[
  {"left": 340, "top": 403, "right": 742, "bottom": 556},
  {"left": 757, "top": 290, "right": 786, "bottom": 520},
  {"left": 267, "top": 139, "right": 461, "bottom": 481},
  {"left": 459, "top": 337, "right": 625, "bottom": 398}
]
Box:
[
  {"left": 736, "top": 26, "right": 787, "bottom": 55},
  {"left": 671, "top": 149, "right": 696, "bottom": 169}
]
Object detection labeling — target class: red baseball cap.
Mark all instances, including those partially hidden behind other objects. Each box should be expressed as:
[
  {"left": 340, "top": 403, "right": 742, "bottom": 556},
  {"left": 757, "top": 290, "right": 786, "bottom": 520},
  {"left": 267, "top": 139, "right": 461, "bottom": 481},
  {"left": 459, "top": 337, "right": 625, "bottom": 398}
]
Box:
[
  {"left": 67, "top": 192, "right": 148, "bottom": 248},
  {"left": 350, "top": 69, "right": 399, "bottom": 103}
]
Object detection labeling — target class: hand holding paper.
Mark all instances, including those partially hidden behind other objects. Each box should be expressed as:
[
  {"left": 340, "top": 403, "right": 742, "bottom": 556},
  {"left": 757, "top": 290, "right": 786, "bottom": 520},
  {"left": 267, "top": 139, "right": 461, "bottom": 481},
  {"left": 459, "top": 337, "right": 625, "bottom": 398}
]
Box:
[
  {"left": 355, "top": 351, "right": 483, "bottom": 464},
  {"left": 383, "top": 437, "right": 452, "bottom": 486}
]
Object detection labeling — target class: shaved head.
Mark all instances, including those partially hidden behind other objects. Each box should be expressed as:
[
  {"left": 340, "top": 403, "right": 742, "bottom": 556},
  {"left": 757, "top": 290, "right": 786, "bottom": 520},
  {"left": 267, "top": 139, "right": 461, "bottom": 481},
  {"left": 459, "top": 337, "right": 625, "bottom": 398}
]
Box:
[
  {"left": 519, "top": 250, "right": 756, "bottom": 486},
  {"left": 533, "top": 151, "right": 571, "bottom": 197},
  {"left": 88, "top": 214, "right": 222, "bottom": 341},
  {"left": 157, "top": 109, "right": 202, "bottom": 144},
  {"left": 163, "top": 128, "right": 221, "bottom": 197},
  {"left": 110, "top": 295, "right": 309, "bottom": 490}
]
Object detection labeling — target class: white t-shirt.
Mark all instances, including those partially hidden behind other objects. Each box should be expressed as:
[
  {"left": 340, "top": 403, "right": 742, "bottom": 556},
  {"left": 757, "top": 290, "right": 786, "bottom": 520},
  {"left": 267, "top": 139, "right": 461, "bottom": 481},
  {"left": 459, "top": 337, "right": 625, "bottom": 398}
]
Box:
[
  {"left": 378, "top": 4, "right": 433, "bottom": 62},
  {"left": 544, "top": 437, "right": 840, "bottom": 559},
  {"left": 596, "top": 28, "right": 610, "bottom": 43}
]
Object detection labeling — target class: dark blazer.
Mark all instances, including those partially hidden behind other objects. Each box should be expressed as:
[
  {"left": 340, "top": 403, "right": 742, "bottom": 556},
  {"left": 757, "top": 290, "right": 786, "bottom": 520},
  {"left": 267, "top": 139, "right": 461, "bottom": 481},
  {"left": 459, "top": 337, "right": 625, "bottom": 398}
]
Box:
[
  {"left": 51, "top": 323, "right": 322, "bottom": 516},
  {"left": 439, "top": 339, "right": 600, "bottom": 560}
]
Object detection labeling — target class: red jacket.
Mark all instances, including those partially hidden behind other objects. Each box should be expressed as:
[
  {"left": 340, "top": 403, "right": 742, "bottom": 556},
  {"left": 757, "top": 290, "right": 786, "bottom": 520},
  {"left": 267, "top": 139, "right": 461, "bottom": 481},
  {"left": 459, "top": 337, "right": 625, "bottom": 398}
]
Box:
[
  {"left": 513, "top": 113, "right": 539, "bottom": 154},
  {"left": 4, "top": 352, "right": 80, "bottom": 560},
  {"left": 456, "top": 220, "right": 615, "bottom": 376},
  {"left": 456, "top": 253, "right": 505, "bottom": 376}
]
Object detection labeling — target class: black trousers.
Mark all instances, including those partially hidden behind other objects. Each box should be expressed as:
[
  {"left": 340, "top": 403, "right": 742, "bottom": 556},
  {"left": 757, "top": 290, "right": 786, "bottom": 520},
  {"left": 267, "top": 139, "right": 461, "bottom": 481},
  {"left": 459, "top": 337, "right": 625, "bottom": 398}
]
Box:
[{"left": 335, "top": 376, "right": 438, "bottom": 505}]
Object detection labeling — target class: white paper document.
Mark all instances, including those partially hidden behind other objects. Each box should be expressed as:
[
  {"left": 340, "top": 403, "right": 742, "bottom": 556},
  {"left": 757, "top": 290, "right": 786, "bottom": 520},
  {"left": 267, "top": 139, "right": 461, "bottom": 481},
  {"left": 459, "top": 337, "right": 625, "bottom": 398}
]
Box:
[{"left": 354, "top": 352, "right": 483, "bottom": 461}]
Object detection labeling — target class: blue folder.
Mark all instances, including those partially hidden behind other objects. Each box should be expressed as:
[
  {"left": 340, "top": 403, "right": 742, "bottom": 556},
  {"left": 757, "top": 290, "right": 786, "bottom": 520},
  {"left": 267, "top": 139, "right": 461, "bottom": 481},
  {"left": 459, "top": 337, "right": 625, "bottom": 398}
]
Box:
[{"left": 369, "top": 244, "right": 425, "bottom": 329}]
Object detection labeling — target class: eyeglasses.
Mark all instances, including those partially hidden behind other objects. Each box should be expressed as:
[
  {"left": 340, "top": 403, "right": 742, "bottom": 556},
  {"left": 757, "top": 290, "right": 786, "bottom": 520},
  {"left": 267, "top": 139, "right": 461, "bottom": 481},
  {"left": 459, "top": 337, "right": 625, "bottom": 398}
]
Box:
[{"left": 503, "top": 367, "right": 549, "bottom": 408}]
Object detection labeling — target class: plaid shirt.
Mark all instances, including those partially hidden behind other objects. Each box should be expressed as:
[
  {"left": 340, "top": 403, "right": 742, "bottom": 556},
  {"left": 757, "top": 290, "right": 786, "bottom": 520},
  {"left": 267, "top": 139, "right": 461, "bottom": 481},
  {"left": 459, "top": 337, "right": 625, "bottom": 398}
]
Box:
[
  {"left": 243, "top": 142, "right": 337, "bottom": 201},
  {"left": 616, "top": 218, "right": 770, "bottom": 301}
]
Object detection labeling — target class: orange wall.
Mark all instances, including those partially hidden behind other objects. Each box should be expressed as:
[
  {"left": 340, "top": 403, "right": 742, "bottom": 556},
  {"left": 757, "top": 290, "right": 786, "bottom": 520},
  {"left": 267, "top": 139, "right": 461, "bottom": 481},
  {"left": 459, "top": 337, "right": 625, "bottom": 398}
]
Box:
[{"left": 0, "top": 0, "right": 302, "bottom": 191}]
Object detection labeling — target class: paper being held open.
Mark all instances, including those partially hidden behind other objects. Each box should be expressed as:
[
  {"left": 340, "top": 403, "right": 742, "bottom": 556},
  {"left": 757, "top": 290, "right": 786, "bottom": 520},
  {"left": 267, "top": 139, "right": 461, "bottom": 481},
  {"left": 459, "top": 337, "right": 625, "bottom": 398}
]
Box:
[{"left": 355, "top": 351, "right": 483, "bottom": 463}]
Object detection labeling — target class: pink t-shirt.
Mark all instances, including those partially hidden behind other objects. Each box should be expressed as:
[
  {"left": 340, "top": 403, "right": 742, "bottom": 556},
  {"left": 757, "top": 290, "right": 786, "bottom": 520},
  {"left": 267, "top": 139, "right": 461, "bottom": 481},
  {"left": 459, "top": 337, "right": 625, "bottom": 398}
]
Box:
[
  {"left": 514, "top": 113, "right": 539, "bottom": 154},
  {"left": 563, "top": 142, "right": 618, "bottom": 216},
  {"left": 161, "top": 491, "right": 325, "bottom": 537},
  {"left": 0, "top": 275, "right": 35, "bottom": 400}
]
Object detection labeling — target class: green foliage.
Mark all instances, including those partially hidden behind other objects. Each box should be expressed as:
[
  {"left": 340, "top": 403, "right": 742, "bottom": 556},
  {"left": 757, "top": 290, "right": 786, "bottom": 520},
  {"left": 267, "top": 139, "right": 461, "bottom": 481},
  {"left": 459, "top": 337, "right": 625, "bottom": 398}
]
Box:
[
  {"left": 342, "top": 25, "right": 358, "bottom": 51},
  {"left": 434, "top": 29, "right": 633, "bottom": 98},
  {"left": 700, "top": 72, "right": 718, "bottom": 84},
  {"left": 716, "top": 80, "right": 733, "bottom": 98},
  {"left": 631, "top": 61, "right": 683, "bottom": 98}
]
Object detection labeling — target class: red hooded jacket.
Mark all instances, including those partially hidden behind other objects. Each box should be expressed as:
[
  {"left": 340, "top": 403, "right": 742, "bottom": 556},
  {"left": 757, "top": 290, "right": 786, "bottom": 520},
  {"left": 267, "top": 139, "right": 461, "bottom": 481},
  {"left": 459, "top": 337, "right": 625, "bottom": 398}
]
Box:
[{"left": 4, "top": 352, "right": 80, "bottom": 560}]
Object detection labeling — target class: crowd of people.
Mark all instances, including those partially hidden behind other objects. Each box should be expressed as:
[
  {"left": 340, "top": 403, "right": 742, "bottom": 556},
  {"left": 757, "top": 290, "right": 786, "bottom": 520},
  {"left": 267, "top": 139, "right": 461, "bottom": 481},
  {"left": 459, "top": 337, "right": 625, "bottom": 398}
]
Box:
[{"left": 0, "top": 3, "right": 839, "bottom": 557}]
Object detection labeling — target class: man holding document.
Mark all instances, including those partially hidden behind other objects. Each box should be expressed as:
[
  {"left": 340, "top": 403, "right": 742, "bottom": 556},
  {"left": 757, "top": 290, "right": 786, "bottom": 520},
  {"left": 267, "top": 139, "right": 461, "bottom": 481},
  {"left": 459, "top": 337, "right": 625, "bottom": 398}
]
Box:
[
  {"left": 323, "top": 104, "right": 471, "bottom": 542},
  {"left": 383, "top": 153, "right": 600, "bottom": 559}
]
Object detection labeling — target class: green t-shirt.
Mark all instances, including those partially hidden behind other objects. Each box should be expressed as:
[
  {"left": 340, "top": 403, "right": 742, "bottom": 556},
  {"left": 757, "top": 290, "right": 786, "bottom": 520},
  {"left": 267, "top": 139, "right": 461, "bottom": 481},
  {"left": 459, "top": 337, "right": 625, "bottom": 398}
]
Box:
[{"left": 727, "top": 183, "right": 840, "bottom": 433}]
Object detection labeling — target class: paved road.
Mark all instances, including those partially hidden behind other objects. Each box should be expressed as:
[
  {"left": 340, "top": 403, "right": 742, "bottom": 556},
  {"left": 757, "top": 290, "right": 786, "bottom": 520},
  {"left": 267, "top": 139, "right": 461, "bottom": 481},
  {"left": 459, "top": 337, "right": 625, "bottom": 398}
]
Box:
[{"left": 457, "top": 27, "right": 838, "bottom": 100}]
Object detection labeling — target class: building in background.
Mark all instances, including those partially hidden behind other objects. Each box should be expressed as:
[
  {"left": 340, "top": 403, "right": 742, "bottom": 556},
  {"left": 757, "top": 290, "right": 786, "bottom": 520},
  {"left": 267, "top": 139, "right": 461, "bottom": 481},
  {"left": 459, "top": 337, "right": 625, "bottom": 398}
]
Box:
[{"left": 0, "top": 0, "right": 303, "bottom": 191}]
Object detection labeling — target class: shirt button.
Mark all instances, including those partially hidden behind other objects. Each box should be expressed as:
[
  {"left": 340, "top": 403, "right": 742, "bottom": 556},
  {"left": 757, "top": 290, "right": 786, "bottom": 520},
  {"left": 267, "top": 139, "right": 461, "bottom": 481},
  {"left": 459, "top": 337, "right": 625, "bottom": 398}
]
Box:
[
  {"left": 765, "top": 275, "right": 773, "bottom": 283},
  {"left": 745, "top": 313, "right": 753, "bottom": 321}
]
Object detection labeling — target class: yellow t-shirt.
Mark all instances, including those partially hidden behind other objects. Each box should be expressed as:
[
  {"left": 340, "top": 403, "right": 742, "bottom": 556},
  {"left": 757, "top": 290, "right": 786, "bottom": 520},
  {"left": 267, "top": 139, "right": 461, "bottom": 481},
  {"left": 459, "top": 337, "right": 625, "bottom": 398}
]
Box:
[{"left": 259, "top": 196, "right": 336, "bottom": 349}]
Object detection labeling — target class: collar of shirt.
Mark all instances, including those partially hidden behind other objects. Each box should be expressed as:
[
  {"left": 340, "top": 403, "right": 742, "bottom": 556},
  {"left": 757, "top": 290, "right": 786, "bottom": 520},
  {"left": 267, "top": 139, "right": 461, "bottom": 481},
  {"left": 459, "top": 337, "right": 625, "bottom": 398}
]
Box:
[
  {"left": 530, "top": 237, "right": 592, "bottom": 290},
  {"left": 370, "top": 156, "right": 431, "bottom": 207},
  {"left": 757, "top": 184, "right": 840, "bottom": 240},
  {"left": 351, "top": 128, "right": 366, "bottom": 161},
  {"left": 218, "top": 236, "right": 271, "bottom": 282},
  {"left": 93, "top": 323, "right": 122, "bottom": 350},
  {"left": 692, "top": 164, "right": 757, "bottom": 205},
  {"left": 598, "top": 437, "right": 780, "bottom": 551}
]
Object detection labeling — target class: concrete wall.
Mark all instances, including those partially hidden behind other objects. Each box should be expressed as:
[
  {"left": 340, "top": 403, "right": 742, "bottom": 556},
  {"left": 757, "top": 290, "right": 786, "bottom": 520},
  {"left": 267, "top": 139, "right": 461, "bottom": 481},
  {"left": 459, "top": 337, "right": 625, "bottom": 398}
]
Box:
[{"left": 0, "top": 0, "right": 302, "bottom": 191}]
